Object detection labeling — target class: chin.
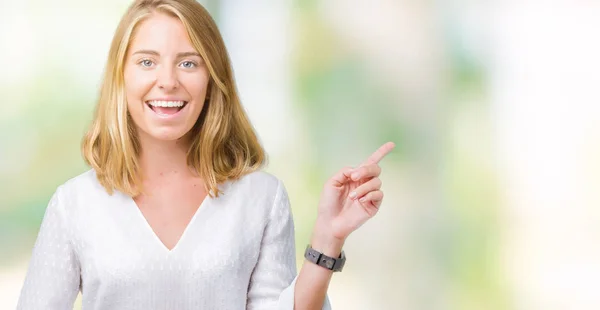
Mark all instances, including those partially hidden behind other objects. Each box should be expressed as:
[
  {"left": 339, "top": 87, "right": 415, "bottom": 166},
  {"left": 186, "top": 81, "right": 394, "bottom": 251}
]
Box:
[{"left": 145, "top": 126, "right": 190, "bottom": 142}]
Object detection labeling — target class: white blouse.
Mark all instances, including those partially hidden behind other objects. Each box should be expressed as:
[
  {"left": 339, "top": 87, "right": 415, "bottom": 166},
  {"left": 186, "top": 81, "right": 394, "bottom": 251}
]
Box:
[{"left": 17, "top": 169, "right": 332, "bottom": 309}]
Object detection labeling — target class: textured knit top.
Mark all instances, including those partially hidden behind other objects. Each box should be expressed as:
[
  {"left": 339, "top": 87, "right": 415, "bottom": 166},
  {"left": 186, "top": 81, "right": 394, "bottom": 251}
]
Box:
[{"left": 17, "top": 169, "right": 332, "bottom": 309}]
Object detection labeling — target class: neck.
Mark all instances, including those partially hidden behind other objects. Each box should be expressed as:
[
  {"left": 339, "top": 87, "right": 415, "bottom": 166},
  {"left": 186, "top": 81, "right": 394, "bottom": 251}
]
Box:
[{"left": 137, "top": 131, "right": 196, "bottom": 181}]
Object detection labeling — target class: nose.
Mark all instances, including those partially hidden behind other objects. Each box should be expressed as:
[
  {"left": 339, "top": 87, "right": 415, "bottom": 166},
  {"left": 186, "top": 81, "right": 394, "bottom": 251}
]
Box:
[{"left": 156, "top": 64, "right": 179, "bottom": 91}]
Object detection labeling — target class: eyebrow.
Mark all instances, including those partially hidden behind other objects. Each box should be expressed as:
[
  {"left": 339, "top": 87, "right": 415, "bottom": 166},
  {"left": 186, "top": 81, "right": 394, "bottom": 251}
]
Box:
[{"left": 132, "top": 50, "right": 201, "bottom": 58}]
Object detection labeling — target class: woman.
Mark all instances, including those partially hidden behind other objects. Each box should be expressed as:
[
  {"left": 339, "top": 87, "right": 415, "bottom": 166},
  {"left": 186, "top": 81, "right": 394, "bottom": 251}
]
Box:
[{"left": 17, "top": 0, "right": 394, "bottom": 309}]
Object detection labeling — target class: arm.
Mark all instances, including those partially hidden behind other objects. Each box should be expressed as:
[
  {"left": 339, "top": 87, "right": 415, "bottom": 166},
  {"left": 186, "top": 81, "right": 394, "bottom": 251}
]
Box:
[
  {"left": 17, "top": 186, "right": 81, "bottom": 310},
  {"left": 294, "top": 221, "right": 343, "bottom": 310},
  {"left": 295, "top": 142, "right": 397, "bottom": 309},
  {"left": 246, "top": 180, "right": 332, "bottom": 310}
]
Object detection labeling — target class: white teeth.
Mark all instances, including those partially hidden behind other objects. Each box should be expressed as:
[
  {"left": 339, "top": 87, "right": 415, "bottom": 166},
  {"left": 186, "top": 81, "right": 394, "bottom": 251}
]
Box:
[{"left": 147, "top": 100, "right": 186, "bottom": 108}]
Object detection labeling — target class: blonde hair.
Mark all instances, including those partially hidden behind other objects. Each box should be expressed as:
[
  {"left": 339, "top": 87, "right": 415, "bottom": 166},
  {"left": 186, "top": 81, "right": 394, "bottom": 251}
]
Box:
[{"left": 82, "top": 0, "right": 266, "bottom": 198}]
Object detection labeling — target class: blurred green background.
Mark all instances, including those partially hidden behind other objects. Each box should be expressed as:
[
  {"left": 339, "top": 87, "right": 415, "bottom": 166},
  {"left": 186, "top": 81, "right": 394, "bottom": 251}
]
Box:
[{"left": 3, "top": 0, "right": 600, "bottom": 309}]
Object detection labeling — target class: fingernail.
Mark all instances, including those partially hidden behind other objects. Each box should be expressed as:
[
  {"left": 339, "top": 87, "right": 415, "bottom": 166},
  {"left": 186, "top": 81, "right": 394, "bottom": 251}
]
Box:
[
  {"left": 359, "top": 197, "right": 366, "bottom": 202},
  {"left": 351, "top": 172, "right": 360, "bottom": 180},
  {"left": 349, "top": 191, "right": 357, "bottom": 199}
]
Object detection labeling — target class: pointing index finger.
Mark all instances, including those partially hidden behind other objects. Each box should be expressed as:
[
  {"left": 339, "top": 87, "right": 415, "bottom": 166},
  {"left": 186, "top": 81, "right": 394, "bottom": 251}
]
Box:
[{"left": 360, "top": 142, "right": 395, "bottom": 167}]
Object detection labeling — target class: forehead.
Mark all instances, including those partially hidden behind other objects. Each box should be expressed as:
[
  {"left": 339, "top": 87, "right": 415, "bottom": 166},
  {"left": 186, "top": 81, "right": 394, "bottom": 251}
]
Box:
[{"left": 129, "top": 12, "right": 194, "bottom": 52}]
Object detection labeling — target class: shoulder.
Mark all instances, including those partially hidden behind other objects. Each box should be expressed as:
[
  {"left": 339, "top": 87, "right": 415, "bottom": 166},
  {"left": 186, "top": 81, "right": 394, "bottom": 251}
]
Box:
[
  {"left": 229, "top": 170, "right": 289, "bottom": 199},
  {"left": 232, "top": 170, "right": 282, "bottom": 191},
  {"left": 56, "top": 169, "right": 105, "bottom": 199},
  {"left": 223, "top": 170, "right": 289, "bottom": 208},
  {"left": 48, "top": 169, "right": 110, "bottom": 217},
  {"left": 38, "top": 169, "right": 99, "bottom": 225}
]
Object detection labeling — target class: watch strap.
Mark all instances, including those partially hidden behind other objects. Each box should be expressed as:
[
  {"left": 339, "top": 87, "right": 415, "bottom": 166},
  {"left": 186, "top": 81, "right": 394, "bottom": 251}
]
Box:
[{"left": 304, "top": 244, "right": 345, "bottom": 272}]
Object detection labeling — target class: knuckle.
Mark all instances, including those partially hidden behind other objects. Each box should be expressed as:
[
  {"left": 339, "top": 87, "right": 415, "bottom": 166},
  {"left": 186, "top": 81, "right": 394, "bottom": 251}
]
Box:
[
  {"left": 341, "top": 166, "right": 353, "bottom": 174},
  {"left": 357, "top": 184, "right": 367, "bottom": 194}
]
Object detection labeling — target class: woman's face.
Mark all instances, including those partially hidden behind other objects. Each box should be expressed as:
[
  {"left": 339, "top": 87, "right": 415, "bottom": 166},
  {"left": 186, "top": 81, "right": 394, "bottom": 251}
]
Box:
[{"left": 124, "top": 13, "right": 209, "bottom": 143}]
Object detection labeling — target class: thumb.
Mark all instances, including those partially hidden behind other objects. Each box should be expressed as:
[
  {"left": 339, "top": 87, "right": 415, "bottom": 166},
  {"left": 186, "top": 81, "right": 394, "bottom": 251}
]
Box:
[{"left": 327, "top": 166, "right": 355, "bottom": 187}]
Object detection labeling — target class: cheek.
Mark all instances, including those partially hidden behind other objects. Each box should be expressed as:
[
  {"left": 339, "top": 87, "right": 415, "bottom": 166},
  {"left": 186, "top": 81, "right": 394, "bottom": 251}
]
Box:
[
  {"left": 124, "top": 68, "right": 154, "bottom": 105},
  {"left": 181, "top": 72, "right": 210, "bottom": 99}
]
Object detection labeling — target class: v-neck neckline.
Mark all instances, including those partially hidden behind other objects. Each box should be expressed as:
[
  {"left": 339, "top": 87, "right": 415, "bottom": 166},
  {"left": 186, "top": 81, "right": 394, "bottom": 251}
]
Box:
[{"left": 125, "top": 193, "right": 212, "bottom": 254}]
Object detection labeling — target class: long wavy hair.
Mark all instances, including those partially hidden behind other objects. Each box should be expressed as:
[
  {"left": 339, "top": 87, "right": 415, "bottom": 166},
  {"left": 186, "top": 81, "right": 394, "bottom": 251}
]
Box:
[{"left": 82, "top": 0, "right": 266, "bottom": 198}]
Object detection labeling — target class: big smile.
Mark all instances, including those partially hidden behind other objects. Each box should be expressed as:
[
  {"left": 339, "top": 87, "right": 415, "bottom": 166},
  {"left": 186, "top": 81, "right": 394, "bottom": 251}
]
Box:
[{"left": 145, "top": 100, "right": 189, "bottom": 118}]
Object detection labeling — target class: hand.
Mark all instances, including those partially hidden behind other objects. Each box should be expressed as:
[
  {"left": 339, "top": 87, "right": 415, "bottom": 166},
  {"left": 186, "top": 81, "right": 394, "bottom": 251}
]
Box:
[{"left": 314, "top": 142, "right": 395, "bottom": 244}]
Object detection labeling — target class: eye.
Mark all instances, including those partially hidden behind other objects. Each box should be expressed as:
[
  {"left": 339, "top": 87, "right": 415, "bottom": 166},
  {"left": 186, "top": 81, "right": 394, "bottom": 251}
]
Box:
[
  {"left": 180, "top": 61, "right": 197, "bottom": 69},
  {"left": 138, "top": 59, "right": 154, "bottom": 67}
]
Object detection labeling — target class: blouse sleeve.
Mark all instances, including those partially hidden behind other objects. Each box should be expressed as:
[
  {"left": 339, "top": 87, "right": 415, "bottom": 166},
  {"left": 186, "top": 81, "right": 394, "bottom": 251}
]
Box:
[
  {"left": 246, "top": 180, "right": 332, "bottom": 310},
  {"left": 17, "top": 186, "right": 81, "bottom": 310}
]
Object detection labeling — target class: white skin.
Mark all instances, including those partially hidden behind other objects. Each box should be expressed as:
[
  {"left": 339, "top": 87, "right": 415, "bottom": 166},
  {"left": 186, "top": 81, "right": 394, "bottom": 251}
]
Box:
[{"left": 122, "top": 11, "right": 395, "bottom": 310}]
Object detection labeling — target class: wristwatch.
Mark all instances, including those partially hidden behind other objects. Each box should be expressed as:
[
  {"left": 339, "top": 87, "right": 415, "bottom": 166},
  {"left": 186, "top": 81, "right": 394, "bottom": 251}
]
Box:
[{"left": 304, "top": 245, "right": 346, "bottom": 272}]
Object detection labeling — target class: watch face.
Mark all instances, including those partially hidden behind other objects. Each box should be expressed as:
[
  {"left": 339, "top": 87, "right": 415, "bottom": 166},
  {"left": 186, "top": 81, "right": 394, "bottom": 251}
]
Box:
[{"left": 324, "top": 259, "right": 334, "bottom": 269}]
